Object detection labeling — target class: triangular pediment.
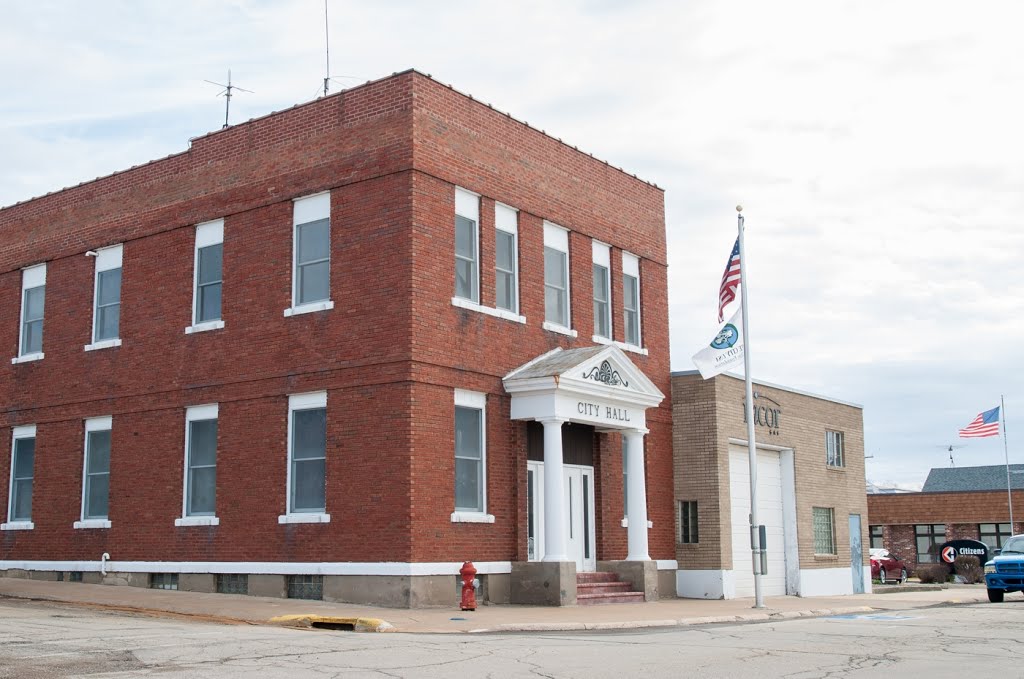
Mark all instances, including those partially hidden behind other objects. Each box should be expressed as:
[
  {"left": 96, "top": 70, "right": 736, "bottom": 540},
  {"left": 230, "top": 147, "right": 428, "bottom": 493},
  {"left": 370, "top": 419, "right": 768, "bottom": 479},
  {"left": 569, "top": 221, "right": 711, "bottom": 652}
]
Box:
[{"left": 504, "top": 345, "right": 664, "bottom": 408}]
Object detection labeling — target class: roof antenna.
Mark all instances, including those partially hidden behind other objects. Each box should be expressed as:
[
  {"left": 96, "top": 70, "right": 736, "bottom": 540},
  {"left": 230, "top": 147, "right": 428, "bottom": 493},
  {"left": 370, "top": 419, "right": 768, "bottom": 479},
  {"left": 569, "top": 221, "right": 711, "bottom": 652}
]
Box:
[
  {"left": 936, "top": 443, "right": 966, "bottom": 467},
  {"left": 323, "top": 0, "right": 331, "bottom": 97},
  {"left": 205, "top": 69, "right": 253, "bottom": 129}
]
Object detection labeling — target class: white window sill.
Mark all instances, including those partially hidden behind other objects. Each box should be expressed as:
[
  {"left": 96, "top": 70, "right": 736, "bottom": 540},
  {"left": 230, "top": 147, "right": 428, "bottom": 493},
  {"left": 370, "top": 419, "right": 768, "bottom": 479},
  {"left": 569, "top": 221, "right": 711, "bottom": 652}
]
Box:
[
  {"left": 451, "top": 297, "right": 526, "bottom": 324},
  {"left": 283, "top": 300, "right": 334, "bottom": 317},
  {"left": 185, "top": 320, "right": 225, "bottom": 334},
  {"left": 84, "top": 338, "right": 122, "bottom": 352},
  {"left": 1, "top": 521, "right": 34, "bottom": 530},
  {"left": 11, "top": 353, "right": 44, "bottom": 364},
  {"left": 451, "top": 511, "right": 495, "bottom": 523},
  {"left": 621, "top": 518, "right": 654, "bottom": 528},
  {"left": 175, "top": 516, "right": 220, "bottom": 527},
  {"left": 278, "top": 513, "right": 331, "bottom": 524},
  {"left": 543, "top": 321, "right": 578, "bottom": 338},
  {"left": 74, "top": 519, "right": 112, "bottom": 529},
  {"left": 593, "top": 335, "right": 648, "bottom": 356}
]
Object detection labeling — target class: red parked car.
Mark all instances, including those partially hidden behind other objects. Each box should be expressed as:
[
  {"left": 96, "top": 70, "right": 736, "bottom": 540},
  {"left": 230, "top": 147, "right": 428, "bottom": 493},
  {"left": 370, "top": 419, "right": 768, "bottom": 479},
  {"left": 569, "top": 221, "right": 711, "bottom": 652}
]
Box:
[{"left": 870, "top": 548, "right": 910, "bottom": 584}]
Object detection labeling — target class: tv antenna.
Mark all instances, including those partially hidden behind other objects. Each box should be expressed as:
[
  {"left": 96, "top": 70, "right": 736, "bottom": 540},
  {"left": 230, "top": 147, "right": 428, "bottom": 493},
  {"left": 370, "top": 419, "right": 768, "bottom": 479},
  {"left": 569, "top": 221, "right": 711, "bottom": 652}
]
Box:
[
  {"left": 317, "top": 1, "right": 362, "bottom": 99},
  {"left": 936, "top": 443, "right": 967, "bottom": 467},
  {"left": 205, "top": 70, "right": 253, "bottom": 129}
]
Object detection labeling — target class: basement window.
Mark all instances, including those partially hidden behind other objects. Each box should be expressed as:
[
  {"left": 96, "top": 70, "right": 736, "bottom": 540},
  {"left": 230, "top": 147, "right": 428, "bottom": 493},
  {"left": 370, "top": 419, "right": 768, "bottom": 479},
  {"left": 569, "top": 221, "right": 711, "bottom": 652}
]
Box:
[
  {"left": 150, "top": 573, "right": 179, "bottom": 590},
  {"left": 216, "top": 574, "right": 248, "bottom": 595},
  {"left": 287, "top": 574, "right": 323, "bottom": 600}
]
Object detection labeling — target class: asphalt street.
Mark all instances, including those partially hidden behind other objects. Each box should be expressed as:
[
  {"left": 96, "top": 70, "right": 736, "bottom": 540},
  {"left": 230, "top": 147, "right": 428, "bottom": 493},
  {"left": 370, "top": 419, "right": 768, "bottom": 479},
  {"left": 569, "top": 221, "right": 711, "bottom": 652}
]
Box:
[{"left": 1, "top": 597, "right": 1021, "bottom": 678}]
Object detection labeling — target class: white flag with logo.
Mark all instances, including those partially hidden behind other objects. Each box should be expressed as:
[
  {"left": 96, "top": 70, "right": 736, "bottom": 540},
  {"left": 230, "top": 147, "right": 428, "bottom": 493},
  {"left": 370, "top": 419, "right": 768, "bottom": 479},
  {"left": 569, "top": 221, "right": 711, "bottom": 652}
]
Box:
[{"left": 692, "top": 308, "right": 744, "bottom": 379}]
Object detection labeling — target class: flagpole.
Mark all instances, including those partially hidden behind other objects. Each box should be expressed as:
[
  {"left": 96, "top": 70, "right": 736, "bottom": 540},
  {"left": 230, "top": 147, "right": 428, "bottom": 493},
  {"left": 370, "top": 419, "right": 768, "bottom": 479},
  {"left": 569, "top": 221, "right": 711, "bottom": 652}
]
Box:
[
  {"left": 1002, "top": 395, "right": 1014, "bottom": 532},
  {"left": 737, "top": 205, "right": 764, "bottom": 609}
]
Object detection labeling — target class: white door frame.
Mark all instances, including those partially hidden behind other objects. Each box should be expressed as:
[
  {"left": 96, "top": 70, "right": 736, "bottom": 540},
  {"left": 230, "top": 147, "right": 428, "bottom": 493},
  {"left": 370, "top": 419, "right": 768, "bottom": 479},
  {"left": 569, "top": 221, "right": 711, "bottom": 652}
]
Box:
[{"left": 527, "top": 461, "right": 596, "bottom": 571}]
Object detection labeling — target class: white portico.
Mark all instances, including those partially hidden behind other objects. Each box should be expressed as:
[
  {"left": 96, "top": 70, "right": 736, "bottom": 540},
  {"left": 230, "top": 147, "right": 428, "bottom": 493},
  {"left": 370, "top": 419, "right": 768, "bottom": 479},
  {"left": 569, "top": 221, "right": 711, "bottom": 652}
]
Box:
[{"left": 503, "top": 345, "right": 665, "bottom": 573}]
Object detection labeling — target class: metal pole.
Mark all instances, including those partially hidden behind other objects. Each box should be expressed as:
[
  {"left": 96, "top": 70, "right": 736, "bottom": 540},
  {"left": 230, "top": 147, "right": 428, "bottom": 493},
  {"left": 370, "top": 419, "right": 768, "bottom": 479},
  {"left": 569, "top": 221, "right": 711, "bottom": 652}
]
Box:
[
  {"left": 737, "top": 205, "right": 764, "bottom": 609},
  {"left": 1002, "top": 395, "right": 1014, "bottom": 532}
]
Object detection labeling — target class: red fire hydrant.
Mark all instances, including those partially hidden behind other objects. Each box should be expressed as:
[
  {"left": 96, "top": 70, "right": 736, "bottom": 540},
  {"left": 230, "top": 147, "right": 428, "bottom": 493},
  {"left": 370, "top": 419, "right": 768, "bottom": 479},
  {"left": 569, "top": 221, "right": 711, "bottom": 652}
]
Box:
[{"left": 459, "top": 561, "right": 477, "bottom": 611}]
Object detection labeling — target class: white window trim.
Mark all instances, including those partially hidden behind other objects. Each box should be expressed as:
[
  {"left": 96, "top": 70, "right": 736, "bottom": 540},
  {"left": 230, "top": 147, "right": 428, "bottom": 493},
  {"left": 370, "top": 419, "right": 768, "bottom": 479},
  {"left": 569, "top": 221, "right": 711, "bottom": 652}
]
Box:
[
  {"left": 89, "top": 244, "right": 123, "bottom": 347},
  {"left": 592, "top": 240, "right": 612, "bottom": 340},
  {"left": 450, "top": 297, "right": 526, "bottom": 324},
  {"left": 622, "top": 251, "right": 642, "bottom": 349},
  {"left": 77, "top": 416, "right": 112, "bottom": 529},
  {"left": 188, "top": 219, "right": 225, "bottom": 332},
  {"left": 11, "top": 353, "right": 44, "bottom": 365},
  {"left": 279, "top": 391, "right": 330, "bottom": 523},
  {"left": 84, "top": 338, "right": 122, "bottom": 352},
  {"left": 6, "top": 425, "right": 36, "bottom": 528},
  {"left": 286, "top": 192, "right": 332, "bottom": 315},
  {"left": 17, "top": 263, "right": 46, "bottom": 361},
  {"left": 591, "top": 335, "right": 649, "bottom": 356},
  {"left": 454, "top": 187, "right": 481, "bottom": 304},
  {"left": 543, "top": 221, "right": 573, "bottom": 332},
  {"left": 179, "top": 404, "right": 219, "bottom": 524},
  {"left": 494, "top": 202, "right": 520, "bottom": 315},
  {"left": 454, "top": 389, "right": 488, "bottom": 516}
]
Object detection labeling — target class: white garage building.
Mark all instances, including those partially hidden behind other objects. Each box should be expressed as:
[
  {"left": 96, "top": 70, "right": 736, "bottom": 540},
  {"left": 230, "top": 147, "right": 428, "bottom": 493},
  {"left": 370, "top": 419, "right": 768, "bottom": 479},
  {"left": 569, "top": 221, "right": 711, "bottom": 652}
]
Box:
[{"left": 671, "top": 372, "right": 870, "bottom": 599}]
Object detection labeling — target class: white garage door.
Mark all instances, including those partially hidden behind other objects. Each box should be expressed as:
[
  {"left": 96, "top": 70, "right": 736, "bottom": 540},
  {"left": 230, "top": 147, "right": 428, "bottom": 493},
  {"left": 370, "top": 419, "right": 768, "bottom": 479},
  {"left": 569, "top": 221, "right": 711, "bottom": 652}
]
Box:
[{"left": 729, "top": 446, "right": 787, "bottom": 597}]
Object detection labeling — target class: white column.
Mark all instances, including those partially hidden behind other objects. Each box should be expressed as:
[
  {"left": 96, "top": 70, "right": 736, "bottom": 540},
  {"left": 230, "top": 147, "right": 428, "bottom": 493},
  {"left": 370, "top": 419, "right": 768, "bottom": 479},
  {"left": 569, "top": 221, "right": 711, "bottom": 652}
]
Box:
[
  {"left": 624, "top": 428, "right": 650, "bottom": 561},
  {"left": 541, "top": 418, "right": 568, "bottom": 562}
]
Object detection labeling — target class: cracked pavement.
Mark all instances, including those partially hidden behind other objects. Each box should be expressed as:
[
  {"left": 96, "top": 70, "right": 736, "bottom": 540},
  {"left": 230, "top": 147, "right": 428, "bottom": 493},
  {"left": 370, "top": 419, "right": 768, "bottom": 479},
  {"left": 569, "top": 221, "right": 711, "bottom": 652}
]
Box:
[{"left": 0, "top": 597, "right": 1021, "bottom": 678}]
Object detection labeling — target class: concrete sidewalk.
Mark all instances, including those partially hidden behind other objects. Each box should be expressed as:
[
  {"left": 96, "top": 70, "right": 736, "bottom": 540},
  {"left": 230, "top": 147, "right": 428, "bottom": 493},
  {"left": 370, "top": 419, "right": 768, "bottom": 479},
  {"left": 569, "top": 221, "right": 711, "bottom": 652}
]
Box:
[{"left": 0, "top": 577, "right": 989, "bottom": 634}]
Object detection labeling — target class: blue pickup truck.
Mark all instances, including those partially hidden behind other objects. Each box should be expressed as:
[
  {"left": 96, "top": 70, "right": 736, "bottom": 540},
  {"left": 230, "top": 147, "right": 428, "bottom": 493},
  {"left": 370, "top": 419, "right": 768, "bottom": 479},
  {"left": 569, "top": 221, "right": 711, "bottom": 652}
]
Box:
[{"left": 985, "top": 534, "right": 1024, "bottom": 603}]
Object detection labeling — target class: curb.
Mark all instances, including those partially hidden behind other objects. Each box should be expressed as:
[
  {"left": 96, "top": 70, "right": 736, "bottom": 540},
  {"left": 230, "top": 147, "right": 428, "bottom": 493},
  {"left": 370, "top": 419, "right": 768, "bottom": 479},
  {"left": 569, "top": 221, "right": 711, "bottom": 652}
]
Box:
[
  {"left": 269, "top": 614, "right": 395, "bottom": 633},
  {"left": 486, "top": 606, "right": 877, "bottom": 634}
]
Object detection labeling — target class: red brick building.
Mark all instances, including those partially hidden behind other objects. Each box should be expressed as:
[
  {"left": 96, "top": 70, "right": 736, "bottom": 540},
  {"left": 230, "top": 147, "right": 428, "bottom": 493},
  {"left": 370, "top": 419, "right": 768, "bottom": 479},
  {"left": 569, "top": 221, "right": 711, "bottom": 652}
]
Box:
[
  {"left": 867, "top": 465, "right": 1024, "bottom": 565},
  {"left": 0, "top": 70, "right": 674, "bottom": 606}
]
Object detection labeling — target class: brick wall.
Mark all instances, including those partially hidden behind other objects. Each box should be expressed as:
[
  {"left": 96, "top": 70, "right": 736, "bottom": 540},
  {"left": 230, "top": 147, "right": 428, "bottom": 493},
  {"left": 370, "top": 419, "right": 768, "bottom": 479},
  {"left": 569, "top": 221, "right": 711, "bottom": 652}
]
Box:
[
  {"left": 0, "top": 71, "right": 672, "bottom": 567},
  {"left": 673, "top": 373, "right": 868, "bottom": 571}
]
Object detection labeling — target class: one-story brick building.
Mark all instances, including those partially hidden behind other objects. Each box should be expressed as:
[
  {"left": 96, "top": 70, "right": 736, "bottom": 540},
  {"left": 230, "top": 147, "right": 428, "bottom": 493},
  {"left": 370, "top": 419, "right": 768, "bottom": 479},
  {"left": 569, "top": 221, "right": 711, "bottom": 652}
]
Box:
[{"left": 867, "top": 464, "right": 1024, "bottom": 564}]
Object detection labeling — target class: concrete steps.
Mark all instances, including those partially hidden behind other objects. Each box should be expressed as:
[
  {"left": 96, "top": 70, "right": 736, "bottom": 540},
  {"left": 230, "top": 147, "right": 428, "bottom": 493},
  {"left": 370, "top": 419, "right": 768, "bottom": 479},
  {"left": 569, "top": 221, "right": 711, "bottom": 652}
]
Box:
[{"left": 577, "top": 572, "right": 645, "bottom": 605}]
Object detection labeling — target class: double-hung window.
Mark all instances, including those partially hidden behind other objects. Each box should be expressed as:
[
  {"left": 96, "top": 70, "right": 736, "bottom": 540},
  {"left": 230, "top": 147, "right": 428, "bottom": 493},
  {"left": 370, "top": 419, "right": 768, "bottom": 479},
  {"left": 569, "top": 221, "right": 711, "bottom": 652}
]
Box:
[
  {"left": 543, "top": 222, "right": 573, "bottom": 334},
  {"left": 826, "top": 430, "right": 845, "bottom": 467},
  {"left": 176, "top": 405, "right": 219, "bottom": 526},
  {"left": 286, "top": 193, "right": 332, "bottom": 316},
  {"left": 494, "top": 203, "right": 519, "bottom": 314},
  {"left": 622, "top": 252, "right": 641, "bottom": 347},
  {"left": 869, "top": 524, "right": 884, "bottom": 549},
  {"left": 3, "top": 426, "right": 36, "bottom": 530},
  {"left": 453, "top": 390, "right": 491, "bottom": 522},
  {"left": 76, "top": 417, "right": 112, "bottom": 529},
  {"left": 187, "top": 219, "right": 224, "bottom": 333},
  {"left": 14, "top": 264, "right": 46, "bottom": 363},
  {"left": 280, "top": 392, "right": 329, "bottom": 523},
  {"left": 979, "top": 523, "right": 1012, "bottom": 550},
  {"left": 592, "top": 241, "right": 611, "bottom": 340},
  {"left": 454, "top": 188, "right": 480, "bottom": 303},
  {"left": 86, "top": 245, "right": 122, "bottom": 350}
]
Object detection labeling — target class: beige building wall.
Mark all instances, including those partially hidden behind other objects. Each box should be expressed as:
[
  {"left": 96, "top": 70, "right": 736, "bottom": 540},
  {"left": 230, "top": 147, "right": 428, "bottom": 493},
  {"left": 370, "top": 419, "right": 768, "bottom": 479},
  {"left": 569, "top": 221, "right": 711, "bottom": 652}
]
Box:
[{"left": 672, "top": 372, "right": 868, "bottom": 596}]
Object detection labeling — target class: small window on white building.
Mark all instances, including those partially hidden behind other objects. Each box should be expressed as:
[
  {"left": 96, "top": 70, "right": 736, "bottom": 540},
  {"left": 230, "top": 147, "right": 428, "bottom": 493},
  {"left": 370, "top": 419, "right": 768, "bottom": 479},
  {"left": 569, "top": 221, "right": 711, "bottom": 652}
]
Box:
[
  {"left": 813, "top": 507, "right": 836, "bottom": 555},
  {"left": 190, "top": 219, "right": 224, "bottom": 330},
  {"left": 454, "top": 390, "right": 486, "bottom": 514},
  {"left": 454, "top": 188, "right": 480, "bottom": 303},
  {"left": 826, "top": 430, "right": 845, "bottom": 467},
  {"left": 89, "top": 245, "right": 123, "bottom": 347},
  {"left": 543, "top": 222, "right": 571, "bottom": 331},
  {"left": 17, "top": 264, "right": 46, "bottom": 361},
  {"left": 184, "top": 405, "right": 218, "bottom": 518},
  {"left": 592, "top": 241, "right": 611, "bottom": 339},
  {"left": 494, "top": 203, "right": 519, "bottom": 313},
  {"left": 288, "top": 392, "right": 327, "bottom": 515},
  {"left": 622, "top": 252, "right": 641, "bottom": 347},
  {"left": 80, "top": 417, "right": 112, "bottom": 526},
  {"left": 6, "top": 426, "right": 36, "bottom": 526},
  {"left": 288, "top": 193, "right": 332, "bottom": 315}
]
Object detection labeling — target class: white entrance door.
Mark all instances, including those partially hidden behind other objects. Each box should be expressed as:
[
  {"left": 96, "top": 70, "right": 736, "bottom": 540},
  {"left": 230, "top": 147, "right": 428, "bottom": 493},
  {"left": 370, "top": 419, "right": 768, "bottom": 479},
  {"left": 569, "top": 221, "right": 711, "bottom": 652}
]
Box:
[
  {"left": 527, "top": 461, "right": 596, "bottom": 572},
  {"left": 729, "top": 447, "right": 787, "bottom": 597}
]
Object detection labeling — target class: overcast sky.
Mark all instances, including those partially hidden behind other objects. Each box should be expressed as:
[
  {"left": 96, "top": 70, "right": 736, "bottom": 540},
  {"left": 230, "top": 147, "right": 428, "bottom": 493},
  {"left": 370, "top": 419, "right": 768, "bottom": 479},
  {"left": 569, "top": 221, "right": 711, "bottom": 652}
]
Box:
[{"left": 2, "top": 1, "right": 1021, "bottom": 489}]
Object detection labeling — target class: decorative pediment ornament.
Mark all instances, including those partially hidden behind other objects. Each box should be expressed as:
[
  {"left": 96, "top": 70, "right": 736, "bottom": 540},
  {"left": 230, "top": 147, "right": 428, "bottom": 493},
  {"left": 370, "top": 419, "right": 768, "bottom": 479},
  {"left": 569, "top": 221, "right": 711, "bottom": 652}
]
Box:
[{"left": 582, "top": 360, "right": 629, "bottom": 388}]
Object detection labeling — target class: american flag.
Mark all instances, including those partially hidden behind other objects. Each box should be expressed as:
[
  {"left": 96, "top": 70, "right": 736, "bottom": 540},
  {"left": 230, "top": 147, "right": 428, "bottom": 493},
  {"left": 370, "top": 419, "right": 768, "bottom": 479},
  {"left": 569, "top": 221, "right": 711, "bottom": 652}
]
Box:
[
  {"left": 958, "top": 406, "right": 1001, "bottom": 438},
  {"left": 718, "top": 237, "right": 741, "bottom": 322}
]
